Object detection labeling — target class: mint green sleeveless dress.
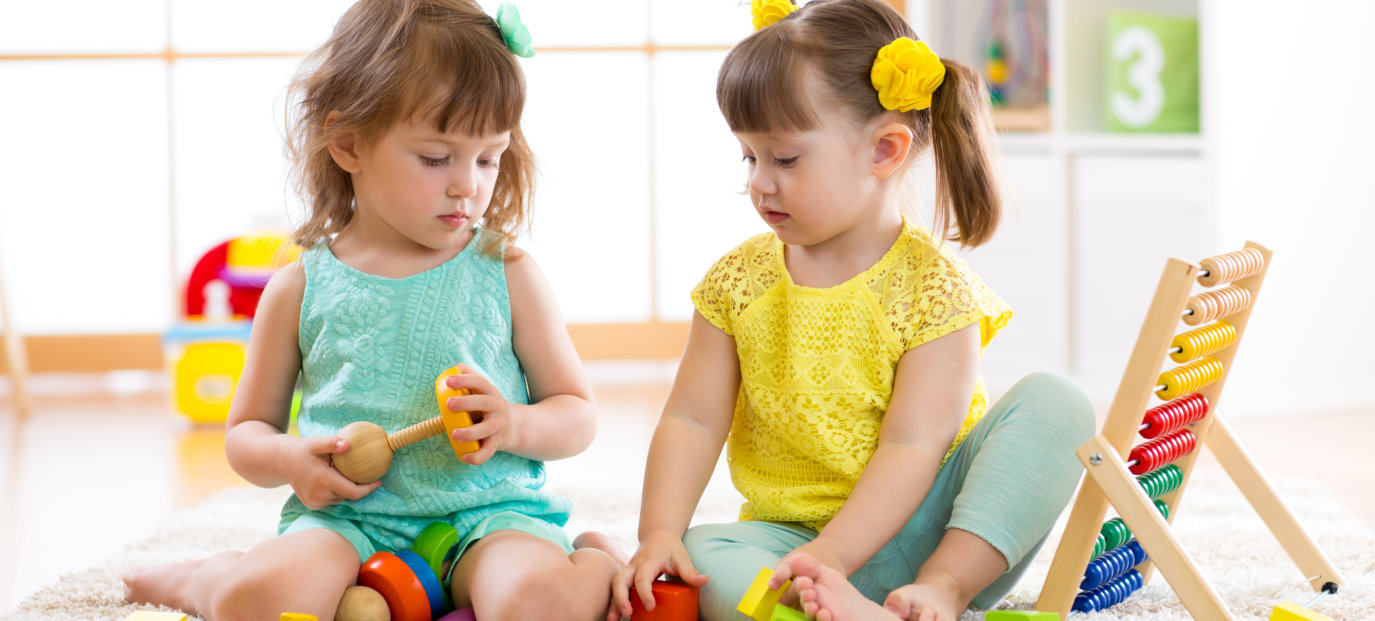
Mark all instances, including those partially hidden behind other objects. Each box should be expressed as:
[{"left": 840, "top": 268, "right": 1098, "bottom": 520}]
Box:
[{"left": 278, "top": 230, "right": 572, "bottom": 559}]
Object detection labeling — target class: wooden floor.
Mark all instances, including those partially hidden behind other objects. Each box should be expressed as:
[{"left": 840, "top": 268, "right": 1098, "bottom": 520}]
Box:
[{"left": 2, "top": 364, "right": 1373, "bottom": 613}]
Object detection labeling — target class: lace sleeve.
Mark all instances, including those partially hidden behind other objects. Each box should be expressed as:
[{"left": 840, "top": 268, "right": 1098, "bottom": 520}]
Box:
[
  {"left": 691, "top": 249, "right": 741, "bottom": 336},
  {"left": 899, "top": 250, "right": 1013, "bottom": 352}
]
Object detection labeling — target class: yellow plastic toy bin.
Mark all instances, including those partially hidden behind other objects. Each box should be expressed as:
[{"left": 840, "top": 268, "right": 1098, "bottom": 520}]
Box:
[{"left": 163, "top": 321, "right": 252, "bottom": 424}]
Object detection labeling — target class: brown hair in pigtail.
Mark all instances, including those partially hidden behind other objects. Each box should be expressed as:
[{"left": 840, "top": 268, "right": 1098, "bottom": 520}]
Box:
[
  {"left": 929, "top": 59, "right": 1001, "bottom": 248},
  {"left": 718, "top": 0, "right": 1003, "bottom": 248}
]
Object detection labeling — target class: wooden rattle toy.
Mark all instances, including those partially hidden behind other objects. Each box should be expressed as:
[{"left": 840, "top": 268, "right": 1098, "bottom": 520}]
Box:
[{"left": 333, "top": 366, "right": 480, "bottom": 484}]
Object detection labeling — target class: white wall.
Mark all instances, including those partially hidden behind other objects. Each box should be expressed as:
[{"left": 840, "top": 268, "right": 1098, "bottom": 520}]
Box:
[{"left": 1212, "top": 1, "right": 1375, "bottom": 415}]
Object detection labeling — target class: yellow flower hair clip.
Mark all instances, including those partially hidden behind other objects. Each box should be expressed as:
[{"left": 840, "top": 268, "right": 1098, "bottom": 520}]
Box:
[
  {"left": 870, "top": 37, "right": 945, "bottom": 112},
  {"left": 751, "top": 0, "right": 797, "bottom": 31}
]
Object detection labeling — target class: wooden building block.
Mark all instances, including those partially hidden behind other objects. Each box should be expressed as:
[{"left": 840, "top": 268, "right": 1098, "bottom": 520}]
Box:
[
  {"left": 737, "top": 567, "right": 790, "bottom": 621},
  {"left": 1270, "top": 601, "right": 1334, "bottom": 621},
  {"left": 629, "top": 579, "right": 698, "bottom": 621}
]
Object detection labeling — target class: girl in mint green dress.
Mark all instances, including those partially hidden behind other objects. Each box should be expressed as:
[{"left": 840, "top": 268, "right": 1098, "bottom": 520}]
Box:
[{"left": 122, "top": 1, "right": 623, "bottom": 619}]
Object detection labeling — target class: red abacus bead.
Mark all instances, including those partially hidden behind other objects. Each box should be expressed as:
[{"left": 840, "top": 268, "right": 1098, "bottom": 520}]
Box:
[
  {"left": 1140, "top": 393, "right": 1209, "bottom": 439},
  {"left": 1128, "top": 429, "right": 1196, "bottom": 475}
]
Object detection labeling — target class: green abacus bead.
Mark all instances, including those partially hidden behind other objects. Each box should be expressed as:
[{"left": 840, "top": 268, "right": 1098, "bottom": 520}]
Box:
[
  {"left": 1091, "top": 533, "right": 1106, "bottom": 560},
  {"left": 1101, "top": 518, "right": 1131, "bottom": 550},
  {"left": 1154, "top": 498, "right": 1170, "bottom": 519}
]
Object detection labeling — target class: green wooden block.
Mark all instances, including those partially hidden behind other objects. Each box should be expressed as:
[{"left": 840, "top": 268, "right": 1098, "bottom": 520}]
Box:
[
  {"left": 770, "top": 604, "right": 808, "bottom": 621},
  {"left": 985, "top": 611, "right": 1060, "bottom": 620},
  {"left": 1105, "top": 10, "right": 1199, "bottom": 132}
]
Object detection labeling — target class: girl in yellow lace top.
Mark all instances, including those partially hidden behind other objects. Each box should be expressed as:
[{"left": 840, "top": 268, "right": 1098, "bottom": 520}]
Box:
[{"left": 608, "top": 1, "right": 1093, "bottom": 620}]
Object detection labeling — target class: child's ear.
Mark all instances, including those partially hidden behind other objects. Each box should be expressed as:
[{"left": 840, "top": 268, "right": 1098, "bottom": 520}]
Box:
[
  {"left": 871, "top": 123, "right": 913, "bottom": 179},
  {"left": 324, "top": 111, "right": 362, "bottom": 173}
]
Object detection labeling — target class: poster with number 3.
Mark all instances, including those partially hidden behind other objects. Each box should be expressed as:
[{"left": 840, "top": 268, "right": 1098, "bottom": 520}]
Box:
[{"left": 1106, "top": 11, "right": 1199, "bottom": 133}]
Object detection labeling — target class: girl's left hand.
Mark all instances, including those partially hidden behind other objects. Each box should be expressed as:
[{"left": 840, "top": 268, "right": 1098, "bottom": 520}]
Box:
[{"left": 441, "top": 364, "right": 520, "bottom": 466}]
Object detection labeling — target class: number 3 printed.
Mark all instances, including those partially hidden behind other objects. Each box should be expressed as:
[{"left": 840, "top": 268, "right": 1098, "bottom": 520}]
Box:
[{"left": 1111, "top": 26, "right": 1165, "bottom": 127}]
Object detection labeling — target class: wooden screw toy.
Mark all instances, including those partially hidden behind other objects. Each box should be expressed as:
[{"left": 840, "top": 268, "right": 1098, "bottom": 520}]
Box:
[{"left": 332, "top": 366, "right": 480, "bottom": 484}]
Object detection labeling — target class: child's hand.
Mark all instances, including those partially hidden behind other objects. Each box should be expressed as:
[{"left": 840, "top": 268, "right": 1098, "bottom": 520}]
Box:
[
  {"left": 607, "top": 530, "right": 709, "bottom": 621},
  {"left": 286, "top": 434, "right": 381, "bottom": 509},
  {"left": 442, "top": 364, "right": 518, "bottom": 466}
]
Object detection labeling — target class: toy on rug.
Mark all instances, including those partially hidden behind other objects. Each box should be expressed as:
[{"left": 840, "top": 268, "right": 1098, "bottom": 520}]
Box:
[
  {"left": 985, "top": 611, "right": 1059, "bottom": 620},
  {"left": 333, "top": 366, "right": 479, "bottom": 484},
  {"left": 1031, "top": 243, "right": 1344, "bottom": 619},
  {"left": 628, "top": 576, "right": 698, "bottom": 621},
  {"left": 736, "top": 567, "right": 806, "bottom": 621},
  {"left": 338, "top": 521, "right": 478, "bottom": 621}
]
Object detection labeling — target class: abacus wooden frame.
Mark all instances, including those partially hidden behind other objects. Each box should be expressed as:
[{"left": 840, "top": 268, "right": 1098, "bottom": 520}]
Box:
[{"left": 1033, "top": 241, "right": 1344, "bottom": 619}]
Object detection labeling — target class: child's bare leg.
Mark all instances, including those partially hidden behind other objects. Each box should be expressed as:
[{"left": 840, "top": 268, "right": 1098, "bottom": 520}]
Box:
[
  {"left": 123, "top": 528, "right": 359, "bottom": 621},
  {"left": 883, "top": 528, "right": 1008, "bottom": 621},
  {"left": 573, "top": 530, "right": 629, "bottom": 564},
  {"left": 451, "top": 529, "right": 622, "bottom": 621},
  {"left": 787, "top": 553, "right": 898, "bottom": 621}
]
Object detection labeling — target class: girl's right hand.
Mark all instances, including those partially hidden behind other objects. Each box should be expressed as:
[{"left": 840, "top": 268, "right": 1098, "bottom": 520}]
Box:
[
  {"left": 285, "top": 435, "right": 382, "bottom": 509},
  {"left": 607, "top": 530, "right": 709, "bottom": 621}
]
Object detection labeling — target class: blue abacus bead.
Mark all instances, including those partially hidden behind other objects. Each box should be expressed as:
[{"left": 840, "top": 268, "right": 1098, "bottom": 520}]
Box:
[
  {"left": 1127, "top": 540, "right": 1147, "bottom": 565},
  {"left": 1073, "top": 593, "right": 1094, "bottom": 613},
  {"left": 1080, "top": 564, "right": 1103, "bottom": 591}
]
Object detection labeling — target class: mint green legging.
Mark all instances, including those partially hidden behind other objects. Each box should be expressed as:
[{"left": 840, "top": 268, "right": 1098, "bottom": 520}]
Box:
[{"left": 682, "top": 371, "right": 1094, "bottom": 620}]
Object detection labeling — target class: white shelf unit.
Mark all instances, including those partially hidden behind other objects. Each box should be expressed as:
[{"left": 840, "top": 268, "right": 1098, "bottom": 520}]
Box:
[{"left": 912, "top": 0, "right": 1212, "bottom": 400}]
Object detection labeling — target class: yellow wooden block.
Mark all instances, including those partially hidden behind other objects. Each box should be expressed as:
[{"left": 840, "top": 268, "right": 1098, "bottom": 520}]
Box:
[
  {"left": 737, "top": 567, "right": 791, "bottom": 621},
  {"left": 280, "top": 614, "right": 318, "bottom": 621},
  {"left": 123, "top": 612, "right": 188, "bottom": 621},
  {"left": 1270, "top": 601, "right": 1334, "bottom": 621}
]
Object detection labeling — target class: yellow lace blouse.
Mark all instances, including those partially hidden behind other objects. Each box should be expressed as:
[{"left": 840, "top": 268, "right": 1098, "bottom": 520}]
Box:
[{"left": 691, "top": 219, "right": 1012, "bottom": 530}]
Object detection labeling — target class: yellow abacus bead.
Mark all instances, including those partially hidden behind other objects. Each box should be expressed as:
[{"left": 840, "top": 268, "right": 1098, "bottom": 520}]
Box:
[
  {"left": 1156, "top": 357, "right": 1224, "bottom": 400},
  {"left": 1169, "top": 321, "right": 1236, "bottom": 363}
]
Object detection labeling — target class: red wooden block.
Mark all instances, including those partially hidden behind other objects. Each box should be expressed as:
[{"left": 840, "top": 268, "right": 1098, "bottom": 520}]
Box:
[{"left": 630, "top": 580, "right": 698, "bottom": 621}]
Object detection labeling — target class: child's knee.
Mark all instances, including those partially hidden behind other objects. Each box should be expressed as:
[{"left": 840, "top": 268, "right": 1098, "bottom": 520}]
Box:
[
  {"left": 1013, "top": 371, "right": 1095, "bottom": 441},
  {"left": 479, "top": 555, "right": 613, "bottom": 621}
]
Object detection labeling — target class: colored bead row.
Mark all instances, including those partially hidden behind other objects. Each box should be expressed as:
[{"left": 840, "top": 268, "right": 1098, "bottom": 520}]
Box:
[
  {"left": 1081, "top": 540, "right": 1147, "bottom": 591},
  {"left": 1156, "top": 358, "right": 1223, "bottom": 401},
  {"left": 1137, "top": 463, "right": 1183, "bottom": 499},
  {"left": 1140, "top": 393, "right": 1209, "bottom": 439},
  {"left": 1169, "top": 321, "right": 1236, "bottom": 363},
  {"left": 1183, "top": 286, "right": 1251, "bottom": 326},
  {"left": 1073, "top": 569, "right": 1144, "bottom": 613},
  {"left": 1197, "top": 248, "right": 1264, "bottom": 287},
  {"left": 1129, "top": 429, "right": 1197, "bottom": 475},
  {"left": 1097, "top": 500, "right": 1170, "bottom": 555}
]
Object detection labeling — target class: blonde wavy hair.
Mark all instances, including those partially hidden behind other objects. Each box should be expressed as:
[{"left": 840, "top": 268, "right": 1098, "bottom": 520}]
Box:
[{"left": 286, "top": 0, "right": 534, "bottom": 257}]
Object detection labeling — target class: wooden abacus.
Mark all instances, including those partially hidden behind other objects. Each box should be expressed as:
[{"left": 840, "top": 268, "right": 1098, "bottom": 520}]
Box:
[{"left": 1034, "top": 242, "right": 1345, "bottom": 618}]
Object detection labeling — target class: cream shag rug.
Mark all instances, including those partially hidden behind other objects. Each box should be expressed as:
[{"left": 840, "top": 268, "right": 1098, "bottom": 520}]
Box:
[{"left": 4, "top": 470, "right": 1372, "bottom": 620}]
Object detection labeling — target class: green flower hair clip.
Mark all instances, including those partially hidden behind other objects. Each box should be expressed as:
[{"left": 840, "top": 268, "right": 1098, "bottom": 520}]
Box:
[{"left": 495, "top": 2, "right": 534, "bottom": 58}]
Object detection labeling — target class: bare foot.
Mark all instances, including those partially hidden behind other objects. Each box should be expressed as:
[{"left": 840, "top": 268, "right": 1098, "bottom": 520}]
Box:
[
  {"left": 787, "top": 553, "right": 900, "bottom": 621},
  {"left": 882, "top": 581, "right": 961, "bottom": 621},
  {"left": 122, "top": 558, "right": 207, "bottom": 612},
  {"left": 573, "top": 531, "right": 629, "bottom": 566}
]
